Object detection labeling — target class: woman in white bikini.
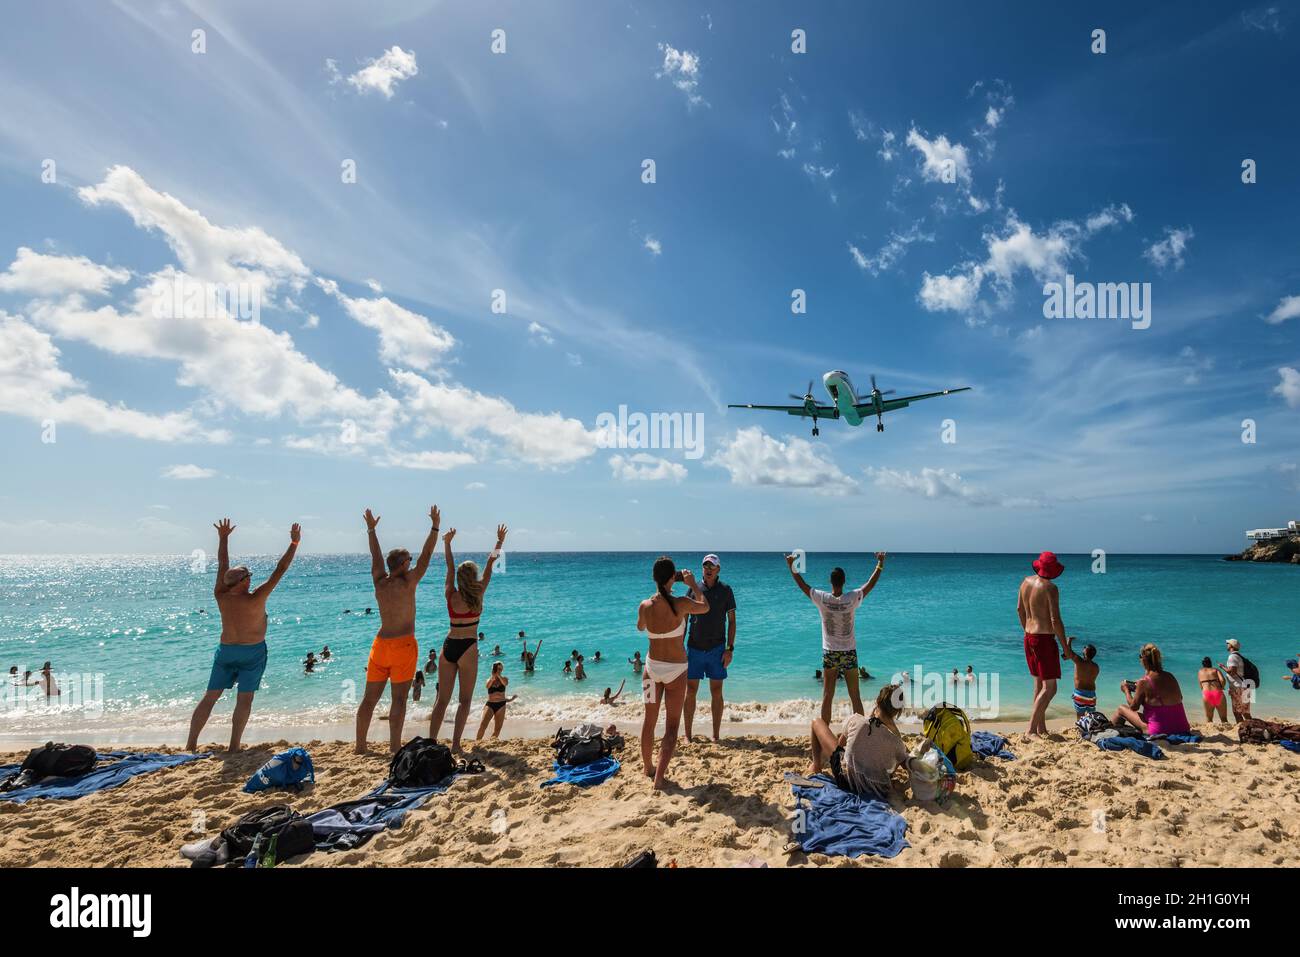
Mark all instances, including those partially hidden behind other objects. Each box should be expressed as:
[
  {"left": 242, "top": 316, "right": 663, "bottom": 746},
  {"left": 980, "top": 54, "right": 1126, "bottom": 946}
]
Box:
[{"left": 636, "top": 556, "right": 709, "bottom": 790}]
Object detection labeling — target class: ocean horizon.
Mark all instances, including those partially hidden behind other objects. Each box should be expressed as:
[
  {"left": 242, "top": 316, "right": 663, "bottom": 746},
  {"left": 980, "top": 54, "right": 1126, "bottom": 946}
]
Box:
[{"left": 2, "top": 551, "right": 1296, "bottom": 738}]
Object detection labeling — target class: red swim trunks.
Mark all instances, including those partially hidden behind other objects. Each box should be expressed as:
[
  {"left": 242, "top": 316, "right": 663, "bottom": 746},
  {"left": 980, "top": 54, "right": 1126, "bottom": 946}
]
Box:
[{"left": 1024, "top": 633, "right": 1062, "bottom": 680}]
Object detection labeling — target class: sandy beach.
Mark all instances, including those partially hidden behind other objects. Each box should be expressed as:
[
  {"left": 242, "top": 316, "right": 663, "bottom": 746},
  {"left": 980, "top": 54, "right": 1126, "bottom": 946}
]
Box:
[{"left": 3, "top": 719, "right": 1297, "bottom": 868}]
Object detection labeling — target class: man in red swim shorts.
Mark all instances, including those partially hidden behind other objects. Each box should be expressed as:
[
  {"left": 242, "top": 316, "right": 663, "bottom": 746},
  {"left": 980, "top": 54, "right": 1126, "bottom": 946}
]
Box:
[{"left": 1017, "top": 550, "right": 1068, "bottom": 737}]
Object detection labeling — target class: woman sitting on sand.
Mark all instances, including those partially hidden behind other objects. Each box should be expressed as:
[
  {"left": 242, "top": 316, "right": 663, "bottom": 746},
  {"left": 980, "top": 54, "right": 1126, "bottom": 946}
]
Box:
[
  {"left": 637, "top": 556, "right": 709, "bottom": 790},
  {"left": 601, "top": 680, "right": 626, "bottom": 705},
  {"left": 1198, "top": 657, "right": 1228, "bottom": 722},
  {"left": 1112, "top": 643, "right": 1191, "bottom": 736},
  {"left": 427, "top": 524, "right": 507, "bottom": 751},
  {"left": 807, "top": 683, "right": 908, "bottom": 801},
  {"left": 475, "top": 661, "right": 517, "bottom": 741}
]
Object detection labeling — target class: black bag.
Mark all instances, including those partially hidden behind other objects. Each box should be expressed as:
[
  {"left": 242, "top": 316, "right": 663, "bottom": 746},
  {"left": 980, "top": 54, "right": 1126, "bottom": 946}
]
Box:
[
  {"left": 1239, "top": 655, "right": 1261, "bottom": 688},
  {"left": 623, "top": 849, "right": 658, "bottom": 868},
  {"left": 218, "top": 805, "right": 316, "bottom": 865},
  {"left": 24, "top": 742, "right": 97, "bottom": 778},
  {"left": 388, "top": 737, "right": 457, "bottom": 788},
  {"left": 552, "top": 726, "right": 609, "bottom": 766}
]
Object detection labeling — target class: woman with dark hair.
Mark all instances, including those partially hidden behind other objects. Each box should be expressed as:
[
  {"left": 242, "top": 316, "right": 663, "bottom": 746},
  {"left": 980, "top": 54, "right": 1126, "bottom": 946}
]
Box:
[
  {"left": 636, "top": 555, "right": 709, "bottom": 789},
  {"left": 428, "top": 523, "right": 507, "bottom": 750},
  {"left": 1198, "top": 656, "right": 1228, "bottom": 722},
  {"left": 474, "top": 661, "right": 516, "bottom": 741},
  {"left": 807, "top": 683, "right": 908, "bottom": 800},
  {"left": 1112, "top": 642, "right": 1191, "bottom": 736}
]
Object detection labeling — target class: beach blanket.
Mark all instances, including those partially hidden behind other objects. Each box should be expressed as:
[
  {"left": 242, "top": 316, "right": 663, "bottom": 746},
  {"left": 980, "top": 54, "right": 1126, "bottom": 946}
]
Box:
[
  {"left": 1148, "top": 733, "right": 1202, "bottom": 745},
  {"left": 786, "top": 772, "right": 909, "bottom": 859},
  {"left": 1280, "top": 740, "right": 1300, "bottom": 754},
  {"left": 0, "top": 751, "right": 210, "bottom": 804},
  {"left": 971, "top": 730, "right": 1016, "bottom": 760},
  {"left": 1093, "top": 736, "right": 1165, "bottom": 760},
  {"left": 541, "top": 756, "right": 620, "bottom": 788},
  {"left": 307, "top": 778, "right": 454, "bottom": 852}
]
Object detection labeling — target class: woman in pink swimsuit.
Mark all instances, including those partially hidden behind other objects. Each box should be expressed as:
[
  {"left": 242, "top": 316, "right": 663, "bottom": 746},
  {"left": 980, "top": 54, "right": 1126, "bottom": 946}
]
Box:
[{"left": 1111, "top": 642, "right": 1191, "bottom": 736}]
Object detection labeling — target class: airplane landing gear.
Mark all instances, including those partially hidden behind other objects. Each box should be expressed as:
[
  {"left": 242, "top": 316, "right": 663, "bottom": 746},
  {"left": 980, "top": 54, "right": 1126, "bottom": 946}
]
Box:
[
  {"left": 812, "top": 425, "right": 820, "bottom": 437},
  {"left": 876, "top": 419, "right": 885, "bottom": 432}
]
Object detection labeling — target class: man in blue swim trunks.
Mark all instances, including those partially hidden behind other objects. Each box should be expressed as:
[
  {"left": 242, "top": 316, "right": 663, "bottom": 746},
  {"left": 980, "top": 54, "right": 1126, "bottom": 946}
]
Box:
[
  {"left": 684, "top": 554, "right": 736, "bottom": 743},
  {"left": 186, "top": 518, "right": 300, "bottom": 752}
]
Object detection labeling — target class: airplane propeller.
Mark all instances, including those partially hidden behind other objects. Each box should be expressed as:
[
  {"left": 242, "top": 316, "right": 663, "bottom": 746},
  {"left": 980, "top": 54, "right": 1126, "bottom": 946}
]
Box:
[
  {"left": 869, "top": 374, "right": 896, "bottom": 397},
  {"left": 788, "top": 380, "right": 815, "bottom": 402}
]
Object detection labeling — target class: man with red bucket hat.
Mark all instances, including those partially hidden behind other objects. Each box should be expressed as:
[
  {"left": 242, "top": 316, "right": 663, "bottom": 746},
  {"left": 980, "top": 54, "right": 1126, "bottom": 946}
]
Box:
[{"left": 1017, "top": 551, "right": 1069, "bottom": 736}]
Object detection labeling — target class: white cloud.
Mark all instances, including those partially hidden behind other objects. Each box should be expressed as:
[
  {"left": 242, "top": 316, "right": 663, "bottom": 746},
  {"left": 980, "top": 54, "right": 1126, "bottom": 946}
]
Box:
[
  {"left": 919, "top": 270, "right": 983, "bottom": 313},
  {"left": 383, "top": 448, "right": 476, "bottom": 471},
  {"left": 708, "top": 427, "right": 856, "bottom": 494},
  {"left": 609, "top": 453, "right": 687, "bottom": 482},
  {"left": 0, "top": 247, "right": 130, "bottom": 297},
  {"left": 364, "top": 278, "right": 383, "bottom": 293},
  {"left": 1085, "top": 203, "right": 1135, "bottom": 233},
  {"left": 905, "top": 127, "right": 972, "bottom": 186},
  {"left": 527, "top": 321, "right": 555, "bottom": 345},
  {"left": 643, "top": 235, "right": 662, "bottom": 256},
  {"left": 1144, "top": 226, "right": 1194, "bottom": 271},
  {"left": 465, "top": 481, "right": 486, "bottom": 490},
  {"left": 392, "top": 370, "right": 605, "bottom": 468},
  {"left": 656, "top": 43, "right": 706, "bottom": 109},
  {"left": 342, "top": 46, "right": 418, "bottom": 99},
  {"left": 848, "top": 223, "right": 934, "bottom": 277},
  {"left": 865, "top": 465, "right": 1042, "bottom": 508},
  {"left": 320, "top": 280, "right": 455, "bottom": 371},
  {"left": 162, "top": 463, "right": 217, "bottom": 480},
  {"left": 1275, "top": 367, "right": 1300, "bottom": 408},
  {"left": 0, "top": 312, "right": 221, "bottom": 443},
  {"left": 1264, "top": 294, "right": 1300, "bottom": 325}
]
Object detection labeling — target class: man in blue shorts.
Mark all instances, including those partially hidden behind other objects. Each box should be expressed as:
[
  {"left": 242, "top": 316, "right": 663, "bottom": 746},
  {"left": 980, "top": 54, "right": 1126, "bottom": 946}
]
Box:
[
  {"left": 685, "top": 554, "right": 736, "bottom": 743},
  {"left": 186, "top": 517, "right": 300, "bottom": 752}
]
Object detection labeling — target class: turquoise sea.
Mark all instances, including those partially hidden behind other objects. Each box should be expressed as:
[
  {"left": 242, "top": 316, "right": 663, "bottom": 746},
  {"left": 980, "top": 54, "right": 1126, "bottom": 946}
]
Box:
[{"left": 1, "top": 552, "right": 1296, "bottom": 737}]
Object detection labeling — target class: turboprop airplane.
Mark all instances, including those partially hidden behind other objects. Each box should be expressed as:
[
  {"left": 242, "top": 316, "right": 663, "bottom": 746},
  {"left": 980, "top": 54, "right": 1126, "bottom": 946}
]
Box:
[{"left": 729, "top": 370, "right": 970, "bottom": 437}]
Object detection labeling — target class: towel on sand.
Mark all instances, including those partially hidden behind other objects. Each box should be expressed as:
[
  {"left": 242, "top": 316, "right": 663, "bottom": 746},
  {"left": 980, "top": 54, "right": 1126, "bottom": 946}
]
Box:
[
  {"left": 307, "top": 778, "right": 454, "bottom": 852},
  {"left": 1148, "top": 732, "right": 1203, "bottom": 745},
  {"left": 542, "top": 757, "right": 620, "bottom": 788},
  {"left": 0, "top": 751, "right": 210, "bottom": 804},
  {"left": 786, "top": 772, "right": 909, "bottom": 859},
  {"left": 1280, "top": 740, "right": 1300, "bottom": 754},
  {"left": 1093, "top": 736, "right": 1165, "bottom": 759},
  {"left": 971, "top": 730, "right": 1016, "bottom": 760}
]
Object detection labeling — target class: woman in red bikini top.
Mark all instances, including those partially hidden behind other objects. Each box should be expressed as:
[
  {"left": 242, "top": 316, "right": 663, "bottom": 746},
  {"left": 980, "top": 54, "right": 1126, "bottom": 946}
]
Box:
[{"left": 426, "top": 523, "right": 507, "bottom": 750}]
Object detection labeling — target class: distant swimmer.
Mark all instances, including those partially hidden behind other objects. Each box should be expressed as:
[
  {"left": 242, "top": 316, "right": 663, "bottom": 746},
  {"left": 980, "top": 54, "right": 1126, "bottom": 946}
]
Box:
[
  {"left": 355, "top": 505, "right": 440, "bottom": 755},
  {"left": 593, "top": 651, "right": 602, "bottom": 662},
  {"left": 186, "top": 518, "right": 300, "bottom": 752},
  {"left": 787, "top": 551, "right": 886, "bottom": 723},
  {"left": 574, "top": 656, "right": 587, "bottom": 681},
  {"left": 38, "top": 662, "right": 59, "bottom": 701},
  {"left": 344, "top": 609, "right": 352, "bottom": 615},
  {"left": 304, "top": 652, "right": 317, "bottom": 674},
  {"left": 1018, "top": 551, "right": 1067, "bottom": 737},
  {"left": 523, "top": 639, "right": 541, "bottom": 673},
  {"left": 412, "top": 668, "right": 425, "bottom": 703},
  {"left": 629, "top": 651, "right": 643, "bottom": 674},
  {"left": 364, "top": 607, "right": 373, "bottom": 615},
  {"left": 428, "top": 523, "right": 508, "bottom": 751},
  {"left": 601, "top": 680, "right": 627, "bottom": 705},
  {"left": 321, "top": 645, "right": 331, "bottom": 660},
  {"left": 424, "top": 648, "right": 438, "bottom": 675},
  {"left": 563, "top": 660, "right": 572, "bottom": 675},
  {"left": 964, "top": 665, "right": 974, "bottom": 683},
  {"left": 491, "top": 644, "right": 503, "bottom": 657},
  {"left": 475, "top": 661, "right": 517, "bottom": 741},
  {"left": 858, "top": 667, "right": 871, "bottom": 682}
]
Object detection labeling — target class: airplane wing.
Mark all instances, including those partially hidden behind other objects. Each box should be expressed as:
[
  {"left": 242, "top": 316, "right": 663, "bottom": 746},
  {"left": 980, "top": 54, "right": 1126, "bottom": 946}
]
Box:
[
  {"left": 727, "top": 403, "right": 840, "bottom": 419},
  {"left": 857, "top": 386, "right": 971, "bottom": 415}
]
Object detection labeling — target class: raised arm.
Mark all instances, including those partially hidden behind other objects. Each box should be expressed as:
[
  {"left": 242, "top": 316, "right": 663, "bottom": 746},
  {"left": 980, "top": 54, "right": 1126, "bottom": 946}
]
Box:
[
  {"left": 612, "top": 678, "right": 627, "bottom": 702},
  {"left": 255, "top": 524, "right": 301, "bottom": 597},
  {"left": 860, "top": 552, "right": 886, "bottom": 596},
  {"left": 412, "top": 505, "right": 441, "bottom": 582},
  {"left": 1061, "top": 634, "right": 1082, "bottom": 664},
  {"left": 677, "top": 569, "right": 710, "bottom": 613},
  {"left": 786, "top": 553, "right": 812, "bottom": 598},
  {"left": 443, "top": 528, "right": 457, "bottom": 596},
  {"left": 363, "top": 509, "right": 384, "bottom": 582},
  {"left": 213, "top": 518, "right": 234, "bottom": 595},
  {"left": 481, "top": 524, "right": 507, "bottom": 592}
]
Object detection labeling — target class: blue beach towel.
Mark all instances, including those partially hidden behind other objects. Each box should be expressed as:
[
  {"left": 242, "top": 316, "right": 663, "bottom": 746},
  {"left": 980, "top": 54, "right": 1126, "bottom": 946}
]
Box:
[
  {"left": 786, "top": 772, "right": 909, "bottom": 859},
  {"left": 1093, "top": 736, "right": 1165, "bottom": 760},
  {"left": 0, "top": 751, "right": 210, "bottom": 804},
  {"left": 307, "top": 777, "right": 455, "bottom": 851},
  {"left": 1279, "top": 740, "right": 1300, "bottom": 754},
  {"left": 541, "top": 756, "right": 620, "bottom": 788},
  {"left": 1148, "top": 733, "right": 1202, "bottom": 745},
  {"left": 971, "top": 730, "right": 1016, "bottom": 760},
  {"left": 243, "top": 746, "right": 315, "bottom": 793}
]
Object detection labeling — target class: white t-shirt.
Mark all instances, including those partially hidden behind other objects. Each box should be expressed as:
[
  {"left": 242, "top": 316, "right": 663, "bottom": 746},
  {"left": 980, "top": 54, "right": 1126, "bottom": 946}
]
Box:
[
  {"left": 809, "top": 588, "right": 864, "bottom": 651},
  {"left": 1225, "top": 651, "right": 1245, "bottom": 688}
]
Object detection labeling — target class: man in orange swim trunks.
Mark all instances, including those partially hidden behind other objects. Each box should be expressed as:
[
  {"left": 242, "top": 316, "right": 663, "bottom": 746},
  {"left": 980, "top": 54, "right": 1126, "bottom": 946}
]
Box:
[
  {"left": 355, "top": 505, "right": 441, "bottom": 754},
  {"left": 1017, "top": 550, "right": 1068, "bottom": 737}
]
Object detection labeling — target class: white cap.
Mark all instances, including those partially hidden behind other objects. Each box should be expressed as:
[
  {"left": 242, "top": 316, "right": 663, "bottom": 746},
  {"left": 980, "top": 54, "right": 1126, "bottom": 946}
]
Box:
[{"left": 702, "top": 553, "right": 720, "bottom": 567}]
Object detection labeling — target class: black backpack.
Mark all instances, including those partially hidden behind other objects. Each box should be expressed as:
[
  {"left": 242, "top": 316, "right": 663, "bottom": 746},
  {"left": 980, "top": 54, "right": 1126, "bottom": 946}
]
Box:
[
  {"left": 219, "top": 804, "right": 315, "bottom": 865},
  {"left": 0, "top": 742, "right": 97, "bottom": 791},
  {"left": 1239, "top": 655, "right": 1261, "bottom": 688},
  {"left": 388, "top": 737, "right": 458, "bottom": 788},
  {"left": 552, "top": 726, "right": 610, "bottom": 766}
]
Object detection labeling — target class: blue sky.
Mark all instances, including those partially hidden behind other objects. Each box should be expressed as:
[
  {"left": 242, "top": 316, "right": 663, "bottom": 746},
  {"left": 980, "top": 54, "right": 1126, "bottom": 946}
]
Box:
[{"left": 0, "top": 0, "right": 1297, "bottom": 555}]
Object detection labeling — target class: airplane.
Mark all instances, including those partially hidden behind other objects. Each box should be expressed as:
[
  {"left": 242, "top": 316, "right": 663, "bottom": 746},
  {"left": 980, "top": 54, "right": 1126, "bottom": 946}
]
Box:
[{"left": 729, "top": 370, "right": 971, "bottom": 437}]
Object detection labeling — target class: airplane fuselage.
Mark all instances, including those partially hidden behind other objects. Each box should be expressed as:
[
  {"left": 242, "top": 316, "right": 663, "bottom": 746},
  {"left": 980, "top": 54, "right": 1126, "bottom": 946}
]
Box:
[{"left": 823, "top": 370, "right": 865, "bottom": 425}]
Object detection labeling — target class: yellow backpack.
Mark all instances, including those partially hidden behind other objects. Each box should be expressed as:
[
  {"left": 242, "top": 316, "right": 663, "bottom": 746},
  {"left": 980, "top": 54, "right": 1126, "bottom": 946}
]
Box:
[{"left": 922, "top": 704, "right": 974, "bottom": 771}]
